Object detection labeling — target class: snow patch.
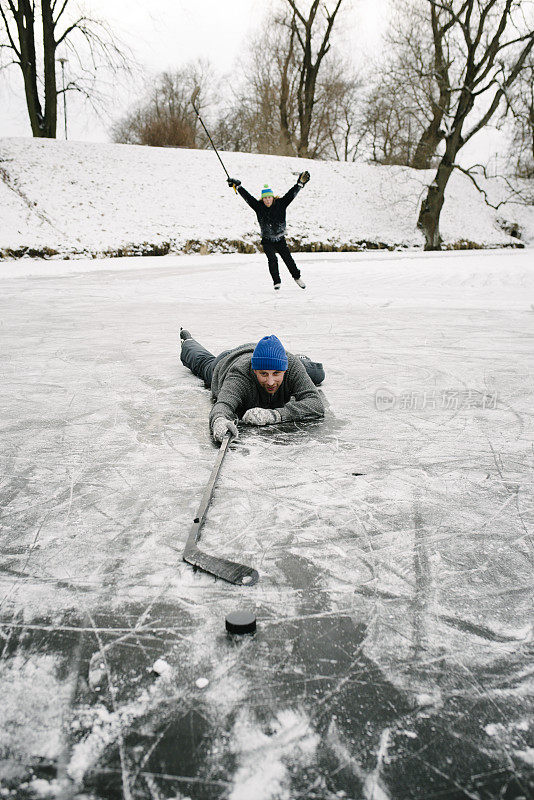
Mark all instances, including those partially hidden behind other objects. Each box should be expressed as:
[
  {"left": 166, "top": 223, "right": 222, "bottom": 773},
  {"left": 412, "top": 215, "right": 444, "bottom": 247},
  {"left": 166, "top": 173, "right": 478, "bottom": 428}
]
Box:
[
  {"left": 0, "top": 137, "right": 532, "bottom": 259},
  {"left": 228, "top": 708, "right": 319, "bottom": 800},
  {"left": 0, "top": 655, "right": 66, "bottom": 763},
  {"left": 514, "top": 747, "right": 534, "bottom": 766}
]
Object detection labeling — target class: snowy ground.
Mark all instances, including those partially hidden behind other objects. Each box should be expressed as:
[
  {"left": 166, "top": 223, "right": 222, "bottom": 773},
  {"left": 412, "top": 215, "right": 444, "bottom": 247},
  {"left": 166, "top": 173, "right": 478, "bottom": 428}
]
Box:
[
  {"left": 1, "top": 137, "right": 533, "bottom": 258},
  {"left": 1, "top": 249, "right": 533, "bottom": 799}
]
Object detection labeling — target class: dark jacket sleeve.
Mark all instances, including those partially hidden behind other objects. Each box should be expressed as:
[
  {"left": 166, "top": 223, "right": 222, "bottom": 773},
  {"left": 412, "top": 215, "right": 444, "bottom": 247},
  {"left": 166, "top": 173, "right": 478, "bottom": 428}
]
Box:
[
  {"left": 279, "top": 183, "right": 301, "bottom": 210},
  {"left": 238, "top": 185, "right": 261, "bottom": 212},
  {"left": 278, "top": 360, "right": 324, "bottom": 422}
]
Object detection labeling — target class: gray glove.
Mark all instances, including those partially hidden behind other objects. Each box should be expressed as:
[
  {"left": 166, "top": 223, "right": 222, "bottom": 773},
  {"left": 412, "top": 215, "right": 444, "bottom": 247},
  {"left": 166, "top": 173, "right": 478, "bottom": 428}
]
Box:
[
  {"left": 242, "top": 408, "right": 281, "bottom": 426},
  {"left": 212, "top": 417, "right": 239, "bottom": 444}
]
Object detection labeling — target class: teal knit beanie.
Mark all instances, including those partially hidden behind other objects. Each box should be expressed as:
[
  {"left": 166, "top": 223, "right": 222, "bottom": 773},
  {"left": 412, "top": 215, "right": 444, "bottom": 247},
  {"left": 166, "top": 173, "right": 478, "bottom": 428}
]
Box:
[
  {"left": 251, "top": 335, "right": 288, "bottom": 371},
  {"left": 261, "top": 184, "right": 274, "bottom": 199}
]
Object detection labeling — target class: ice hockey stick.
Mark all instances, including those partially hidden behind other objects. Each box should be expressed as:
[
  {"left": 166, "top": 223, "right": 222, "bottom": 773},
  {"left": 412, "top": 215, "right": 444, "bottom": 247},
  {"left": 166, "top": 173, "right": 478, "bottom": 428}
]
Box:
[{"left": 183, "top": 431, "right": 259, "bottom": 585}]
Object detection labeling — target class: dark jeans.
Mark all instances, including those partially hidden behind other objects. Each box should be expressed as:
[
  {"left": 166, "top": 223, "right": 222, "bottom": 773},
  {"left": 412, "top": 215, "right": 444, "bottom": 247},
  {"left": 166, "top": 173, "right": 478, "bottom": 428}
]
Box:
[
  {"left": 180, "top": 338, "right": 231, "bottom": 388},
  {"left": 180, "top": 338, "right": 325, "bottom": 387},
  {"left": 262, "top": 237, "right": 300, "bottom": 284}
]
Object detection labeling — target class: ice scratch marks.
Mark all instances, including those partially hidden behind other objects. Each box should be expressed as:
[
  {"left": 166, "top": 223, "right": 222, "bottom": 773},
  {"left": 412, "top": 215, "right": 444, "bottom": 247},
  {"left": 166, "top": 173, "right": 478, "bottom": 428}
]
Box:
[
  {"left": 453, "top": 662, "right": 533, "bottom": 795},
  {"left": 0, "top": 468, "right": 34, "bottom": 517},
  {"left": 72, "top": 607, "right": 133, "bottom": 800},
  {"left": 327, "top": 720, "right": 392, "bottom": 800},
  {"left": 412, "top": 489, "right": 432, "bottom": 658},
  {"left": 54, "top": 628, "right": 86, "bottom": 794},
  {"left": 354, "top": 584, "right": 532, "bottom": 646},
  {"left": 414, "top": 757, "right": 484, "bottom": 800},
  {"left": 366, "top": 726, "right": 393, "bottom": 800},
  {"left": 439, "top": 616, "right": 532, "bottom": 644},
  {"left": 485, "top": 439, "right": 534, "bottom": 558},
  {"left": 86, "top": 598, "right": 170, "bottom": 690}
]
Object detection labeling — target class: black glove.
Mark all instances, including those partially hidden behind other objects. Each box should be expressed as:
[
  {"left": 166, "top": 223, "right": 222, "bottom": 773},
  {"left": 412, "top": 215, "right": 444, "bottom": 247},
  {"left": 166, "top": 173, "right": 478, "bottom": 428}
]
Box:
[
  {"left": 227, "top": 178, "right": 241, "bottom": 188},
  {"left": 297, "top": 170, "right": 310, "bottom": 187}
]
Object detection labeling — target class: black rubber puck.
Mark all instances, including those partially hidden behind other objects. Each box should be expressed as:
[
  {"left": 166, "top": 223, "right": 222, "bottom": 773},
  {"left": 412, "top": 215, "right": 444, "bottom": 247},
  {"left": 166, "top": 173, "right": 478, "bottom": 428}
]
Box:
[{"left": 225, "top": 610, "right": 257, "bottom": 634}]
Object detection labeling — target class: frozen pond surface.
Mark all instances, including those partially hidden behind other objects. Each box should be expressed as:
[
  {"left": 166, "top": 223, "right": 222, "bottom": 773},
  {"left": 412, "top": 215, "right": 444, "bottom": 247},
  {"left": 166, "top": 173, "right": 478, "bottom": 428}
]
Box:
[{"left": 1, "top": 249, "right": 533, "bottom": 799}]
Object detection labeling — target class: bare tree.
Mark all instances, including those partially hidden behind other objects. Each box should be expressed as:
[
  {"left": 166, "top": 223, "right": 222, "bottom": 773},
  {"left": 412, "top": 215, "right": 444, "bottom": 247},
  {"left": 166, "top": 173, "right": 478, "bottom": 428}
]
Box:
[
  {"left": 506, "top": 53, "right": 534, "bottom": 176},
  {"left": 358, "top": 75, "right": 424, "bottom": 166},
  {"left": 0, "top": 1, "right": 128, "bottom": 138},
  {"left": 318, "top": 57, "right": 364, "bottom": 161},
  {"left": 283, "top": 0, "right": 344, "bottom": 157},
  {"left": 226, "top": 26, "right": 293, "bottom": 157},
  {"left": 357, "top": 0, "right": 451, "bottom": 169},
  {"left": 112, "top": 62, "right": 212, "bottom": 149},
  {"left": 409, "top": 0, "right": 452, "bottom": 169},
  {"left": 220, "top": 5, "right": 359, "bottom": 160},
  {"left": 416, "top": 0, "right": 534, "bottom": 250}
]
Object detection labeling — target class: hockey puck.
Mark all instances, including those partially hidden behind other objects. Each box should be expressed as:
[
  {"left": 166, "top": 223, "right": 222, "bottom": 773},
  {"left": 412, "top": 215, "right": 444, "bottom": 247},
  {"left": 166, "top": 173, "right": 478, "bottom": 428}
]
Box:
[{"left": 225, "top": 610, "right": 256, "bottom": 635}]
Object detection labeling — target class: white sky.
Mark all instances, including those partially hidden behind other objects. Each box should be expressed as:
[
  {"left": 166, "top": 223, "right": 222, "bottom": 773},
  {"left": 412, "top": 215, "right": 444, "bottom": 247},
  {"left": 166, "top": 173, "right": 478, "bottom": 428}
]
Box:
[
  {"left": 0, "top": 0, "right": 506, "bottom": 165},
  {"left": 0, "top": 0, "right": 389, "bottom": 142}
]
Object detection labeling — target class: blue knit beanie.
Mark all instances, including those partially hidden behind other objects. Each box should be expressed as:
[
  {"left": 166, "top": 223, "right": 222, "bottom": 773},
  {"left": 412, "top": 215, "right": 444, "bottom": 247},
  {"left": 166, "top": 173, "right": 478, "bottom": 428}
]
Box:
[
  {"left": 251, "top": 335, "right": 288, "bottom": 371},
  {"left": 261, "top": 184, "right": 274, "bottom": 199}
]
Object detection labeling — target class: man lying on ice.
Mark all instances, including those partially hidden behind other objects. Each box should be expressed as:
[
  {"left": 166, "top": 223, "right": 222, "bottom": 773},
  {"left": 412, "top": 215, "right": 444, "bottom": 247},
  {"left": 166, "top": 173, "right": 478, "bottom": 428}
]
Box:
[{"left": 180, "top": 329, "right": 325, "bottom": 444}]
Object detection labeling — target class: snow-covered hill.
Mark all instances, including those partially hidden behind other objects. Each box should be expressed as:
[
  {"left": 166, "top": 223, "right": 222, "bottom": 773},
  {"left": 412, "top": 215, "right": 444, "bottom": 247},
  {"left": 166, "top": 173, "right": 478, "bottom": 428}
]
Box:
[{"left": 0, "top": 137, "right": 532, "bottom": 258}]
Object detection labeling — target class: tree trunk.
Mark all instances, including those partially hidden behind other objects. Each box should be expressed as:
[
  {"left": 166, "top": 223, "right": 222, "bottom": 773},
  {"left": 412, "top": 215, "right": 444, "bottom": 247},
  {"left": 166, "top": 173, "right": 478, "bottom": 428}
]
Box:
[
  {"left": 417, "top": 178, "right": 446, "bottom": 250},
  {"left": 279, "top": 21, "right": 296, "bottom": 156},
  {"left": 411, "top": 5, "right": 450, "bottom": 170},
  {"left": 286, "top": 0, "right": 343, "bottom": 159},
  {"left": 13, "top": 1, "right": 46, "bottom": 136},
  {"left": 411, "top": 116, "right": 444, "bottom": 169},
  {"left": 417, "top": 64, "right": 476, "bottom": 250},
  {"left": 41, "top": 0, "right": 58, "bottom": 138},
  {"left": 296, "top": 40, "right": 313, "bottom": 158},
  {"left": 417, "top": 140, "right": 458, "bottom": 250}
]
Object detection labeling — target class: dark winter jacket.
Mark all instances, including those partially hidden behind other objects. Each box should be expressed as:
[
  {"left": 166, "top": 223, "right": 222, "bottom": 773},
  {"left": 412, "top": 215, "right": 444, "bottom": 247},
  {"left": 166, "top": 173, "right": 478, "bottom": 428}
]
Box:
[
  {"left": 209, "top": 344, "right": 324, "bottom": 431},
  {"left": 238, "top": 184, "right": 301, "bottom": 241}
]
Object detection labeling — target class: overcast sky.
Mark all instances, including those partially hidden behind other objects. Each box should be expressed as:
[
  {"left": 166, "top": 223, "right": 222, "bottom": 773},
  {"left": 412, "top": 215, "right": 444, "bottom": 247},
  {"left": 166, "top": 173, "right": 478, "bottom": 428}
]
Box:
[
  {"left": 0, "top": 0, "right": 506, "bottom": 164},
  {"left": 0, "top": 0, "right": 388, "bottom": 142}
]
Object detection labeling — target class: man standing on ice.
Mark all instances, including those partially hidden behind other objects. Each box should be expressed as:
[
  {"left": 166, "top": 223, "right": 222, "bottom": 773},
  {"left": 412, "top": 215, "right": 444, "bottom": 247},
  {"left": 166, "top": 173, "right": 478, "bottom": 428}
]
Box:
[
  {"left": 227, "top": 171, "right": 310, "bottom": 291},
  {"left": 180, "top": 329, "right": 324, "bottom": 443}
]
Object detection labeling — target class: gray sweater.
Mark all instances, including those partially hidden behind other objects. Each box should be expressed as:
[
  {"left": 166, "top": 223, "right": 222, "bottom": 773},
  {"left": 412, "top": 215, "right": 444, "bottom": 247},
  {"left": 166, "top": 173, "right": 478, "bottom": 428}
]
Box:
[{"left": 209, "top": 344, "right": 324, "bottom": 430}]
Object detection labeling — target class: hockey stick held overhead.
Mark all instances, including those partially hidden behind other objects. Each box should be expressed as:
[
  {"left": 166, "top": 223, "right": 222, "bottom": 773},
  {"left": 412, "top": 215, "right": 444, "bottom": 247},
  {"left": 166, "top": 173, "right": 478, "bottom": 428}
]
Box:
[
  {"left": 182, "top": 431, "right": 259, "bottom": 586},
  {"left": 190, "top": 88, "right": 237, "bottom": 192}
]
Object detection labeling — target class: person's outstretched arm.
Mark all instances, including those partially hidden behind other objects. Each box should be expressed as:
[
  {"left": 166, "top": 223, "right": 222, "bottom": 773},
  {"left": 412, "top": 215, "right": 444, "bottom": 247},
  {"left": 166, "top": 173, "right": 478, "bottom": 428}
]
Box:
[
  {"left": 227, "top": 178, "right": 260, "bottom": 211},
  {"left": 277, "top": 358, "right": 324, "bottom": 422},
  {"left": 279, "top": 171, "right": 310, "bottom": 209},
  {"left": 209, "top": 372, "right": 249, "bottom": 430},
  {"left": 279, "top": 183, "right": 301, "bottom": 209}
]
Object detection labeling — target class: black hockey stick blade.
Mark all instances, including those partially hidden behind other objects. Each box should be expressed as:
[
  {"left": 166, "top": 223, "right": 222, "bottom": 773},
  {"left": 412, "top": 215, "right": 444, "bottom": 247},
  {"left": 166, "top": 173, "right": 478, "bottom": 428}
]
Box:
[
  {"left": 182, "top": 432, "right": 259, "bottom": 586},
  {"left": 184, "top": 528, "right": 259, "bottom": 586}
]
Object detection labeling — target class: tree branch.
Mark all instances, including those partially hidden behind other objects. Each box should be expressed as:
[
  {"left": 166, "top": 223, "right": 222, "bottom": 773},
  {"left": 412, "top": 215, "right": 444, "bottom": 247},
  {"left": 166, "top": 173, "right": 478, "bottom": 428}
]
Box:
[
  {"left": 55, "top": 15, "right": 87, "bottom": 46},
  {"left": 53, "top": 0, "right": 70, "bottom": 25},
  {"left": 464, "top": 35, "right": 534, "bottom": 142},
  {"left": 0, "top": 2, "right": 22, "bottom": 57},
  {"left": 454, "top": 161, "right": 532, "bottom": 209}
]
